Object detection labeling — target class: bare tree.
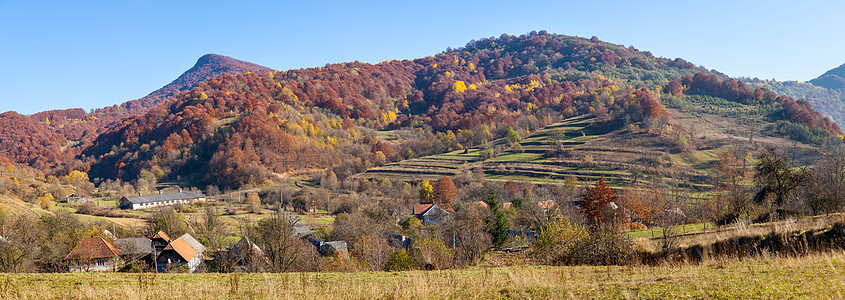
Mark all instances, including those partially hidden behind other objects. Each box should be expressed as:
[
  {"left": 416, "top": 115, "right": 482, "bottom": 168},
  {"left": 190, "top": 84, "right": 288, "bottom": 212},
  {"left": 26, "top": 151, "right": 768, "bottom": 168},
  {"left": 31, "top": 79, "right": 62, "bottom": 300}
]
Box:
[
  {"left": 192, "top": 207, "right": 229, "bottom": 251},
  {"left": 247, "top": 212, "right": 307, "bottom": 272}
]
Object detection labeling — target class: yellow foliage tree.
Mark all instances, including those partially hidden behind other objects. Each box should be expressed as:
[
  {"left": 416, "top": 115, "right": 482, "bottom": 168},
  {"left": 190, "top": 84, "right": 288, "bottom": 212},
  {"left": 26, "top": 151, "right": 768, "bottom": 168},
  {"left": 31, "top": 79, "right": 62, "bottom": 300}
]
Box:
[
  {"left": 419, "top": 180, "right": 434, "bottom": 204},
  {"left": 452, "top": 81, "right": 468, "bottom": 94},
  {"left": 246, "top": 192, "right": 261, "bottom": 213},
  {"left": 64, "top": 170, "right": 89, "bottom": 186},
  {"left": 41, "top": 193, "right": 55, "bottom": 210}
]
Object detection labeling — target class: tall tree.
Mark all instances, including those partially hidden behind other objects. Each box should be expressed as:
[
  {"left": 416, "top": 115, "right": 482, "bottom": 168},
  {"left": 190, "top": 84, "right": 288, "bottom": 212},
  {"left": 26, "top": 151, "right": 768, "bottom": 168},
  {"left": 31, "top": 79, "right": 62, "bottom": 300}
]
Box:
[
  {"left": 247, "top": 212, "right": 308, "bottom": 272},
  {"left": 419, "top": 180, "right": 434, "bottom": 204},
  {"left": 484, "top": 188, "right": 510, "bottom": 247},
  {"left": 580, "top": 176, "right": 619, "bottom": 230},
  {"left": 753, "top": 148, "right": 807, "bottom": 207},
  {"left": 432, "top": 176, "right": 456, "bottom": 210}
]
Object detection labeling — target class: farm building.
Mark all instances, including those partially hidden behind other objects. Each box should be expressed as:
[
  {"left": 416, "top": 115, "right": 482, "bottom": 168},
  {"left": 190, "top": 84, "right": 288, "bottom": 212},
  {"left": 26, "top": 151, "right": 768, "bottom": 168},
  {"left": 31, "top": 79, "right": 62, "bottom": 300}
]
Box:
[
  {"left": 155, "top": 233, "right": 206, "bottom": 273},
  {"left": 64, "top": 237, "right": 122, "bottom": 272},
  {"left": 119, "top": 191, "right": 205, "bottom": 210}
]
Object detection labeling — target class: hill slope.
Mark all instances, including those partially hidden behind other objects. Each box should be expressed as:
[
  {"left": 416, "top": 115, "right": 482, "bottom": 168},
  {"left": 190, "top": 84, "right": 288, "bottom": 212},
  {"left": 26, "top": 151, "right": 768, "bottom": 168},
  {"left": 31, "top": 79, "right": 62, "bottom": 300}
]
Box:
[
  {"left": 810, "top": 63, "right": 845, "bottom": 90},
  {"left": 0, "top": 54, "right": 274, "bottom": 168},
  {"left": 80, "top": 32, "right": 842, "bottom": 190}
]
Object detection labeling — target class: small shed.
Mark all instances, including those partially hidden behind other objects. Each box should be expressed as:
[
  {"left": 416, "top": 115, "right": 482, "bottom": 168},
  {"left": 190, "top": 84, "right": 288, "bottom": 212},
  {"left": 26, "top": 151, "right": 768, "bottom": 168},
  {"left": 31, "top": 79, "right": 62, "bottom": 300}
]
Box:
[{"left": 384, "top": 231, "right": 413, "bottom": 250}]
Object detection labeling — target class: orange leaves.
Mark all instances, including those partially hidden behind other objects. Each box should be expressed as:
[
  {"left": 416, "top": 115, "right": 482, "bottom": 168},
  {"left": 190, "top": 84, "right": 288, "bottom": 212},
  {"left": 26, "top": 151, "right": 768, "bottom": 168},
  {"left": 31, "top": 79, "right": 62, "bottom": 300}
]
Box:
[
  {"left": 432, "top": 176, "right": 456, "bottom": 210},
  {"left": 580, "top": 176, "right": 620, "bottom": 229},
  {"left": 634, "top": 87, "right": 666, "bottom": 118}
]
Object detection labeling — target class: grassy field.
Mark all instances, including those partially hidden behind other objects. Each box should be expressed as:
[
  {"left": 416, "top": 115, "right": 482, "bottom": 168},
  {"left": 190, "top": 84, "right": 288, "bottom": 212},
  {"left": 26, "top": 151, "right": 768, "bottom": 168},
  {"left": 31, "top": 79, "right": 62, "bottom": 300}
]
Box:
[
  {"left": 626, "top": 222, "right": 712, "bottom": 239},
  {"left": 4, "top": 251, "right": 845, "bottom": 299}
]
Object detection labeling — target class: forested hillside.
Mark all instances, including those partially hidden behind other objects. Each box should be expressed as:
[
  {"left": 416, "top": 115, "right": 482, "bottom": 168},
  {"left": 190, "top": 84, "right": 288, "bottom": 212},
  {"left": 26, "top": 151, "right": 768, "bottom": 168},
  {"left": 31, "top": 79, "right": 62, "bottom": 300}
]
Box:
[
  {"left": 80, "top": 32, "right": 842, "bottom": 189},
  {"left": 743, "top": 78, "right": 845, "bottom": 128},
  {"left": 0, "top": 54, "right": 273, "bottom": 169}
]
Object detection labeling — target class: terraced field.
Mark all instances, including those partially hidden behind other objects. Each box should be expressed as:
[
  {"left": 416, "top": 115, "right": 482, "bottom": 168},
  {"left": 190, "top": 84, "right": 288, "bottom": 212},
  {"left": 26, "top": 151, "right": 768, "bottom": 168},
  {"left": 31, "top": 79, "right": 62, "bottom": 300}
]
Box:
[{"left": 359, "top": 114, "right": 714, "bottom": 193}]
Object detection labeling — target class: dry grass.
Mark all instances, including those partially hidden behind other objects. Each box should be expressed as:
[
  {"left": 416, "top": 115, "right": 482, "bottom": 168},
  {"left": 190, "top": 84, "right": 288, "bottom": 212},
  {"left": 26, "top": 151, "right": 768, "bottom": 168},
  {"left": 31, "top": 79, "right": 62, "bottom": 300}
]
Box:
[
  {"left": 3, "top": 251, "right": 845, "bottom": 299},
  {"left": 674, "top": 214, "right": 845, "bottom": 249}
]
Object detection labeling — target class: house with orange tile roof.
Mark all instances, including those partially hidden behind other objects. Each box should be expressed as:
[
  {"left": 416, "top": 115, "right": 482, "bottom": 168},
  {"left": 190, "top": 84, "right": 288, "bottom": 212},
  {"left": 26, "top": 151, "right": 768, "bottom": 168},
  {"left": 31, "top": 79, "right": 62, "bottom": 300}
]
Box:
[
  {"left": 64, "top": 237, "right": 122, "bottom": 272},
  {"left": 155, "top": 233, "right": 206, "bottom": 273}
]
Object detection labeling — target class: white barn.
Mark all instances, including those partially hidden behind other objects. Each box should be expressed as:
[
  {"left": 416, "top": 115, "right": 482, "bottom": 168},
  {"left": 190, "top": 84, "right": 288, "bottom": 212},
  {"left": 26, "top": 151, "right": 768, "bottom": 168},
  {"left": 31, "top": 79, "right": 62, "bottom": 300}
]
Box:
[{"left": 119, "top": 191, "right": 206, "bottom": 210}]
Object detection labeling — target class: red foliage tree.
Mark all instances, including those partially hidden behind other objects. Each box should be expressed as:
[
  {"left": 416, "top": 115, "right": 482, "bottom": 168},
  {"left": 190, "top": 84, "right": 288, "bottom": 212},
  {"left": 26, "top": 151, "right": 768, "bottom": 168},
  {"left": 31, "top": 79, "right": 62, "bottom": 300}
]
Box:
[
  {"left": 432, "top": 176, "right": 457, "bottom": 210},
  {"left": 580, "top": 176, "right": 620, "bottom": 229}
]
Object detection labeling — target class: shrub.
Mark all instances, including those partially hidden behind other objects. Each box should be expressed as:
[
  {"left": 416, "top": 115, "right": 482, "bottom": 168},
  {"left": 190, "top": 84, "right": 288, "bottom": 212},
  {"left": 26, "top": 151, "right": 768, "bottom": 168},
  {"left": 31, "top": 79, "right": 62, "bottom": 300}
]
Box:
[
  {"left": 412, "top": 236, "right": 453, "bottom": 270},
  {"left": 76, "top": 202, "right": 98, "bottom": 215},
  {"left": 533, "top": 219, "right": 589, "bottom": 265},
  {"left": 568, "top": 233, "right": 635, "bottom": 265},
  {"left": 385, "top": 249, "right": 414, "bottom": 271}
]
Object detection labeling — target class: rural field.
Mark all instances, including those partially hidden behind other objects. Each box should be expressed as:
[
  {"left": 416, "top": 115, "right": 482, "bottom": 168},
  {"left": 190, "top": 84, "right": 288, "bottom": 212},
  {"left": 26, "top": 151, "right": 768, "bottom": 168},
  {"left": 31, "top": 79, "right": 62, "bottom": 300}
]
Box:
[{"left": 4, "top": 251, "right": 845, "bottom": 299}]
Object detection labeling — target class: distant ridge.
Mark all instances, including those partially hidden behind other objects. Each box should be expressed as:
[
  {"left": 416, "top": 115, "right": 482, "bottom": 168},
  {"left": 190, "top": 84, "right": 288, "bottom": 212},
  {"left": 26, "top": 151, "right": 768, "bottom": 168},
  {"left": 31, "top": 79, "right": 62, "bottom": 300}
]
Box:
[
  {"left": 0, "top": 54, "right": 274, "bottom": 167},
  {"left": 810, "top": 63, "right": 845, "bottom": 90}
]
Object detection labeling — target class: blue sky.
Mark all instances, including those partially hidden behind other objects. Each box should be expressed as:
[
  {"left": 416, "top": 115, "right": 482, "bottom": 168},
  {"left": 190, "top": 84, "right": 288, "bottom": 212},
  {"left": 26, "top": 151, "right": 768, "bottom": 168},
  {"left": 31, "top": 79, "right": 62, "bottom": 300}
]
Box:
[{"left": 1, "top": 0, "right": 843, "bottom": 114}]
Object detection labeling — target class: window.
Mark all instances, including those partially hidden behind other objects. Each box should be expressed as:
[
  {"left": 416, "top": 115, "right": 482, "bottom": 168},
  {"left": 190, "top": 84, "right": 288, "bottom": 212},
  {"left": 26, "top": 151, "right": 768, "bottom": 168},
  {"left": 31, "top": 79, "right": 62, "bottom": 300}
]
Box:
[{"left": 97, "top": 259, "right": 106, "bottom": 267}]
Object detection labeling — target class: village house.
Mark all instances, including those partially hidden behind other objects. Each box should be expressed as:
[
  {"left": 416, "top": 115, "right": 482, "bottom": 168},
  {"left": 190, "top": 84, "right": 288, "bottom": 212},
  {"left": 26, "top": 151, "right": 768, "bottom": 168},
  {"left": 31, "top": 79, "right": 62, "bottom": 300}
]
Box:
[
  {"left": 119, "top": 190, "right": 206, "bottom": 210},
  {"left": 64, "top": 237, "right": 122, "bottom": 272},
  {"left": 413, "top": 203, "right": 452, "bottom": 225},
  {"left": 155, "top": 233, "right": 206, "bottom": 273}
]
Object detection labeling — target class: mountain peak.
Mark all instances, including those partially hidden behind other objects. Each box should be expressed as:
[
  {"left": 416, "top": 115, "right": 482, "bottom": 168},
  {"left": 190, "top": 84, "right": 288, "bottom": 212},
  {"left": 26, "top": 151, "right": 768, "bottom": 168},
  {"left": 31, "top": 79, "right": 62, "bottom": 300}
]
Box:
[
  {"left": 810, "top": 63, "right": 845, "bottom": 90},
  {"left": 191, "top": 53, "right": 261, "bottom": 70},
  {"left": 142, "top": 54, "right": 274, "bottom": 104}
]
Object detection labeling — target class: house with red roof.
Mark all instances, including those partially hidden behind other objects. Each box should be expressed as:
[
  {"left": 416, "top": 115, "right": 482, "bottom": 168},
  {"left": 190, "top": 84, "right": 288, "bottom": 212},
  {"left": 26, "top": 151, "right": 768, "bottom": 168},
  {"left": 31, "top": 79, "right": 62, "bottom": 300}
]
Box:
[{"left": 64, "top": 237, "right": 122, "bottom": 272}]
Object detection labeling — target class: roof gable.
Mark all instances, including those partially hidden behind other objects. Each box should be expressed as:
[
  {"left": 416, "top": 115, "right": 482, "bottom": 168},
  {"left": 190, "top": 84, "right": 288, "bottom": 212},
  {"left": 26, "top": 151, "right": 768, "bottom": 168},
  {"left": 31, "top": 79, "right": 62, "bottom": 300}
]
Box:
[
  {"left": 152, "top": 231, "right": 171, "bottom": 242},
  {"left": 163, "top": 238, "right": 199, "bottom": 262},
  {"left": 64, "top": 237, "right": 121, "bottom": 260},
  {"left": 414, "top": 204, "right": 434, "bottom": 215},
  {"left": 422, "top": 204, "right": 451, "bottom": 216}
]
